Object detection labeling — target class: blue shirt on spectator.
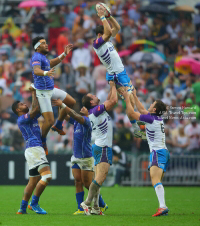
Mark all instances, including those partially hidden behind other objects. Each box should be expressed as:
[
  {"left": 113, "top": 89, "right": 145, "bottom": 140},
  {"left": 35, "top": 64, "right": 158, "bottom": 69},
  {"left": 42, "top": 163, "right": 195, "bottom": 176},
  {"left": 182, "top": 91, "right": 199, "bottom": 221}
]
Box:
[
  {"left": 69, "top": 116, "right": 92, "bottom": 158},
  {"left": 30, "top": 52, "right": 54, "bottom": 90},
  {"left": 65, "top": 12, "right": 77, "bottom": 30}
]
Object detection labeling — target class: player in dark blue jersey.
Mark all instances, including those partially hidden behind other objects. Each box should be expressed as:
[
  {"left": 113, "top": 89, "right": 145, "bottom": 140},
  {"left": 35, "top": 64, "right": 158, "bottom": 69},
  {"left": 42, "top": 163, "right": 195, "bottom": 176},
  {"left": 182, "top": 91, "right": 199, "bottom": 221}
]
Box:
[
  {"left": 31, "top": 36, "right": 76, "bottom": 153},
  {"left": 52, "top": 99, "right": 107, "bottom": 215},
  {"left": 12, "top": 89, "right": 52, "bottom": 215}
]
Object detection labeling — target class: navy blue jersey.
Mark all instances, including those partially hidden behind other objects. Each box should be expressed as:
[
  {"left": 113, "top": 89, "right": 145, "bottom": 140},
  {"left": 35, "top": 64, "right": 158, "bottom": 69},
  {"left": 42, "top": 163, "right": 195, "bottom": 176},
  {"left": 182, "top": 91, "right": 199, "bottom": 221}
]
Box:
[
  {"left": 69, "top": 116, "right": 92, "bottom": 158},
  {"left": 31, "top": 52, "right": 54, "bottom": 90},
  {"left": 17, "top": 113, "right": 42, "bottom": 149}
]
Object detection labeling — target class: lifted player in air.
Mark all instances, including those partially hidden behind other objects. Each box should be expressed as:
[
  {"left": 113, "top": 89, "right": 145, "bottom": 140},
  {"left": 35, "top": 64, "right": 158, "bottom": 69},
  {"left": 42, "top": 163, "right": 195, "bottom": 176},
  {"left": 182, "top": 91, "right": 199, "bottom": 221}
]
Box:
[
  {"left": 12, "top": 89, "right": 52, "bottom": 215},
  {"left": 31, "top": 36, "right": 76, "bottom": 153},
  {"left": 121, "top": 89, "right": 170, "bottom": 217},
  {"left": 93, "top": 6, "right": 144, "bottom": 137},
  {"left": 52, "top": 99, "right": 107, "bottom": 215},
  {"left": 80, "top": 81, "right": 117, "bottom": 215}
]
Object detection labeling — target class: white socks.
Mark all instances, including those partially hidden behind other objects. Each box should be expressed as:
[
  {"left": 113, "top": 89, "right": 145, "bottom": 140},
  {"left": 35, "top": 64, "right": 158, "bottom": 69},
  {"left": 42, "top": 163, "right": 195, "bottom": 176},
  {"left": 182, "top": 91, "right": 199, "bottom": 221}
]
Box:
[{"left": 154, "top": 183, "right": 166, "bottom": 208}]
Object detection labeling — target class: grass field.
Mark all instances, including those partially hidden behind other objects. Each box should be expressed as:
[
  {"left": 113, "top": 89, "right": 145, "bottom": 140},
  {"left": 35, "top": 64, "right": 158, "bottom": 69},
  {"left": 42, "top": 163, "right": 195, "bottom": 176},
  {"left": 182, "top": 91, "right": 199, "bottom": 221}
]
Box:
[{"left": 0, "top": 186, "right": 199, "bottom": 226}]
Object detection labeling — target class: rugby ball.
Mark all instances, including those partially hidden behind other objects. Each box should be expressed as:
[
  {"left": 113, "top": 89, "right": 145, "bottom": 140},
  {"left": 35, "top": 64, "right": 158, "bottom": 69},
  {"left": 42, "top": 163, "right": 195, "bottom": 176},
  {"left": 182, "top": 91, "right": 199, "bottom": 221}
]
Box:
[{"left": 96, "top": 2, "right": 111, "bottom": 18}]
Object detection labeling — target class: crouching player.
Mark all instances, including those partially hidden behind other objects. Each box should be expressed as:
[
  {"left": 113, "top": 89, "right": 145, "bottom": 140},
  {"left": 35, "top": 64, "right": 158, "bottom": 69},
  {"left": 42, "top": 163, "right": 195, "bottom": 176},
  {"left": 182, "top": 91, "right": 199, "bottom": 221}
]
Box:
[
  {"left": 52, "top": 99, "right": 107, "bottom": 215},
  {"left": 121, "top": 89, "right": 170, "bottom": 217},
  {"left": 12, "top": 89, "right": 52, "bottom": 214}
]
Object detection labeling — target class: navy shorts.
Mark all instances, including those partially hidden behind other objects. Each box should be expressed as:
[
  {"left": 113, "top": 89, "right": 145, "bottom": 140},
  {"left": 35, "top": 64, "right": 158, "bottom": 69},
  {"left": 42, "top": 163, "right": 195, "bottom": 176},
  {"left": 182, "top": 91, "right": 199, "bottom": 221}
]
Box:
[
  {"left": 148, "top": 149, "right": 170, "bottom": 172},
  {"left": 92, "top": 144, "right": 112, "bottom": 166}
]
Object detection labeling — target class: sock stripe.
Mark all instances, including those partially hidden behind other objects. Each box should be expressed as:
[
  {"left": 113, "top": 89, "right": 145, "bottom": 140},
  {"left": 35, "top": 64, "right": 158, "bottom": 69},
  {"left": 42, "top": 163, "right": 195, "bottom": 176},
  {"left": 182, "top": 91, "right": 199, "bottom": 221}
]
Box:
[
  {"left": 154, "top": 182, "right": 162, "bottom": 189},
  {"left": 93, "top": 180, "right": 101, "bottom": 187}
]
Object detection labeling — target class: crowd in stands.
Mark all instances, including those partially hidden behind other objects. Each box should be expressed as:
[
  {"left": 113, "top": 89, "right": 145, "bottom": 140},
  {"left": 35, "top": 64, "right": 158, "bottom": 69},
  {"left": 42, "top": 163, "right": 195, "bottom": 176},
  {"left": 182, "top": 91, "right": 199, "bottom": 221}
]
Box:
[{"left": 0, "top": 0, "right": 200, "bottom": 157}]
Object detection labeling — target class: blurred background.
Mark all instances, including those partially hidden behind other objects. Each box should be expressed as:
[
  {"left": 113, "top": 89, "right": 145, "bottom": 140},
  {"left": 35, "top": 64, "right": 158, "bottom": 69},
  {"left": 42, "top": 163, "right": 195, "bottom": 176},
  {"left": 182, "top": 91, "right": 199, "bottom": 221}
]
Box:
[{"left": 0, "top": 0, "right": 200, "bottom": 186}]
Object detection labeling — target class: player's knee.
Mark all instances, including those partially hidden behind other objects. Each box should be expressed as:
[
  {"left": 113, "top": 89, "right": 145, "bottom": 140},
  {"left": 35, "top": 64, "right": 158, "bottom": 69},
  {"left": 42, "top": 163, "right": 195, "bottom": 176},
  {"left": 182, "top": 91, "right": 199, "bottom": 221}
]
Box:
[
  {"left": 46, "top": 118, "right": 54, "bottom": 127},
  {"left": 75, "top": 179, "right": 83, "bottom": 187},
  {"left": 40, "top": 173, "right": 52, "bottom": 185}
]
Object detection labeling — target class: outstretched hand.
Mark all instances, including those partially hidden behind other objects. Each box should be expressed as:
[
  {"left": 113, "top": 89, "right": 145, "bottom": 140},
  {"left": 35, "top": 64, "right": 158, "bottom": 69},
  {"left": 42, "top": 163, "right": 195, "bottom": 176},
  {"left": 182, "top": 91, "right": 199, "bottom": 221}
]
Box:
[
  {"left": 52, "top": 99, "right": 62, "bottom": 107},
  {"left": 64, "top": 44, "right": 73, "bottom": 55},
  {"left": 121, "top": 89, "right": 130, "bottom": 100}
]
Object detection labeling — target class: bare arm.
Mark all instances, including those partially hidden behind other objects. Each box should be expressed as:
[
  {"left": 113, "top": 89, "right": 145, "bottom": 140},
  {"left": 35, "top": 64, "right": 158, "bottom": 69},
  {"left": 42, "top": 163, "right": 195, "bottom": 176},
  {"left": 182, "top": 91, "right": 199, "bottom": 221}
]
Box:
[
  {"left": 108, "top": 16, "right": 121, "bottom": 37},
  {"left": 132, "top": 89, "right": 149, "bottom": 115},
  {"left": 97, "top": 8, "right": 112, "bottom": 42},
  {"left": 30, "top": 91, "right": 40, "bottom": 119},
  {"left": 50, "top": 44, "right": 73, "bottom": 68},
  {"left": 33, "top": 65, "right": 55, "bottom": 77},
  {"left": 122, "top": 91, "right": 141, "bottom": 121},
  {"left": 104, "top": 81, "right": 118, "bottom": 111}
]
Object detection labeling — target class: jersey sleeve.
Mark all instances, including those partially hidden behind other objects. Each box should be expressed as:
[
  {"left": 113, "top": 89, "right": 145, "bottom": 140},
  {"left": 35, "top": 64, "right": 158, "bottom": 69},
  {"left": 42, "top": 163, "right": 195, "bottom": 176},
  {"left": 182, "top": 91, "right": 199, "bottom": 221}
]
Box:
[
  {"left": 93, "top": 37, "right": 105, "bottom": 49},
  {"left": 19, "top": 113, "right": 31, "bottom": 124},
  {"left": 91, "top": 105, "right": 106, "bottom": 117},
  {"left": 31, "top": 54, "right": 42, "bottom": 67},
  {"left": 139, "top": 113, "right": 154, "bottom": 124},
  {"left": 83, "top": 116, "right": 91, "bottom": 128},
  {"left": 69, "top": 117, "right": 75, "bottom": 125}
]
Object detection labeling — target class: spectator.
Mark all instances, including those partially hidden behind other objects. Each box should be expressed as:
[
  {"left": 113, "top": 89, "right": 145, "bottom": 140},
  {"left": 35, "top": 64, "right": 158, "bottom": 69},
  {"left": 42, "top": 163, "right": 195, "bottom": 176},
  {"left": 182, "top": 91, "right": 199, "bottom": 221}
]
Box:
[
  {"left": 184, "top": 37, "right": 197, "bottom": 55},
  {"left": 1, "top": 17, "right": 21, "bottom": 39},
  {"left": 30, "top": 8, "right": 47, "bottom": 39},
  {"left": 192, "top": 77, "right": 200, "bottom": 105},
  {"left": 64, "top": 5, "right": 77, "bottom": 30},
  {"left": 71, "top": 39, "right": 91, "bottom": 69}
]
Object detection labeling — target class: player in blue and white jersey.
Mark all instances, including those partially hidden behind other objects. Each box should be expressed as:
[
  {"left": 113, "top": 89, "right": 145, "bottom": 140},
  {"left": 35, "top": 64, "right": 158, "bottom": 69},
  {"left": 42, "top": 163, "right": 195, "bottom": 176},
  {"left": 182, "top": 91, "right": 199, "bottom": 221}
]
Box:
[
  {"left": 121, "top": 89, "right": 170, "bottom": 217},
  {"left": 93, "top": 6, "right": 133, "bottom": 96},
  {"left": 80, "top": 81, "right": 117, "bottom": 215},
  {"left": 52, "top": 99, "right": 107, "bottom": 215},
  {"left": 12, "top": 89, "right": 52, "bottom": 215},
  {"left": 31, "top": 36, "right": 76, "bottom": 153}
]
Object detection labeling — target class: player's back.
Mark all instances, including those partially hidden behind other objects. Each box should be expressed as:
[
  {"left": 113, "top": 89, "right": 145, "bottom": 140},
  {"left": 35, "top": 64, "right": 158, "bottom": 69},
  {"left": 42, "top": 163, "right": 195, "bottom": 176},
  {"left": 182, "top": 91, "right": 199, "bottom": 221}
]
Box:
[
  {"left": 93, "top": 37, "right": 124, "bottom": 75},
  {"left": 69, "top": 116, "right": 92, "bottom": 158},
  {"left": 139, "top": 113, "right": 167, "bottom": 152},
  {"left": 89, "top": 104, "right": 113, "bottom": 148},
  {"left": 17, "top": 113, "right": 42, "bottom": 149},
  {"left": 31, "top": 52, "right": 54, "bottom": 90}
]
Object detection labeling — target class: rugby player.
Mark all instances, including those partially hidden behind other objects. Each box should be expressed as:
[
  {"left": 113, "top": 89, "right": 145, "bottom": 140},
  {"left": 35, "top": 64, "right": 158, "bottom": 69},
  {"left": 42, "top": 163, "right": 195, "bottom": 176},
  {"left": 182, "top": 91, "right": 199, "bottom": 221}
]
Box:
[
  {"left": 12, "top": 89, "right": 52, "bottom": 215},
  {"left": 80, "top": 81, "right": 117, "bottom": 215},
  {"left": 93, "top": 6, "right": 143, "bottom": 137},
  {"left": 121, "top": 89, "right": 170, "bottom": 217},
  {"left": 31, "top": 36, "right": 76, "bottom": 153},
  {"left": 52, "top": 99, "right": 107, "bottom": 215}
]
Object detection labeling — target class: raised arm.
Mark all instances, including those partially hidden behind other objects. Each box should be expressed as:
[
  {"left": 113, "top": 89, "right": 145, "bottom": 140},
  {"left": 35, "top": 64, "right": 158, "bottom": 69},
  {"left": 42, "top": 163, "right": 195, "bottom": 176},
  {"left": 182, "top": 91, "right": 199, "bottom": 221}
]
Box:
[
  {"left": 33, "top": 65, "right": 55, "bottom": 77},
  {"left": 29, "top": 89, "right": 40, "bottom": 119},
  {"left": 108, "top": 16, "right": 121, "bottom": 37},
  {"left": 122, "top": 90, "right": 141, "bottom": 121},
  {"left": 52, "top": 99, "right": 85, "bottom": 125},
  {"left": 104, "top": 81, "right": 118, "bottom": 111},
  {"left": 50, "top": 44, "right": 73, "bottom": 68},
  {"left": 132, "top": 89, "right": 149, "bottom": 115},
  {"left": 97, "top": 7, "right": 112, "bottom": 42}
]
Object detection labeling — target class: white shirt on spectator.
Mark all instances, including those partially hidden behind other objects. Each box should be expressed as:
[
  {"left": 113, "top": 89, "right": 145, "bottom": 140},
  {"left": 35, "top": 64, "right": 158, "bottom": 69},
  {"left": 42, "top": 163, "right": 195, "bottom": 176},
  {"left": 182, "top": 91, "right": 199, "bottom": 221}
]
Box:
[
  {"left": 166, "top": 24, "right": 181, "bottom": 39},
  {"left": 71, "top": 48, "right": 91, "bottom": 70},
  {"left": 184, "top": 123, "right": 200, "bottom": 151}
]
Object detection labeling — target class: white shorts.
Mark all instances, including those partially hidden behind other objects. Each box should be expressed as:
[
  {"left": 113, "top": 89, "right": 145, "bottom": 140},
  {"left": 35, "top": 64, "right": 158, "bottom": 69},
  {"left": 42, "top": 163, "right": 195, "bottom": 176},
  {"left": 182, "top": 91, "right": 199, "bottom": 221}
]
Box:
[
  {"left": 71, "top": 155, "right": 94, "bottom": 171},
  {"left": 35, "top": 87, "right": 67, "bottom": 113},
  {"left": 25, "top": 146, "right": 48, "bottom": 170}
]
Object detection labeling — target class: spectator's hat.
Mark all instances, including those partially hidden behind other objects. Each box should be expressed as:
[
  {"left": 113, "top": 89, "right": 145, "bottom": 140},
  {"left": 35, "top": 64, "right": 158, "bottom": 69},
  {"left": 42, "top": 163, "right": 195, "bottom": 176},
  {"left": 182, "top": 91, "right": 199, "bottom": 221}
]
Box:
[
  {"left": 113, "top": 145, "right": 121, "bottom": 154},
  {"left": 77, "top": 63, "right": 87, "bottom": 69}
]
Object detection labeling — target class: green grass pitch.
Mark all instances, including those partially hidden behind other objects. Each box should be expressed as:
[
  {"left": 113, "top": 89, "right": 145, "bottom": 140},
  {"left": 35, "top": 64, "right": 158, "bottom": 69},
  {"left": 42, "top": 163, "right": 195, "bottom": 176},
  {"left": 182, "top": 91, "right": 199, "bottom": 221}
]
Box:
[{"left": 0, "top": 186, "right": 199, "bottom": 226}]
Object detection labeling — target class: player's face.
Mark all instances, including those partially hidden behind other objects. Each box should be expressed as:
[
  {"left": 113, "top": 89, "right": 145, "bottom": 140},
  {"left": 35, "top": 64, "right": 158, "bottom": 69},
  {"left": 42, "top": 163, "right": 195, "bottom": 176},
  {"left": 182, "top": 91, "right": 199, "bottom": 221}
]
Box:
[
  {"left": 87, "top": 93, "right": 100, "bottom": 105},
  {"left": 38, "top": 39, "right": 49, "bottom": 54},
  {"left": 17, "top": 102, "right": 29, "bottom": 114},
  {"left": 148, "top": 101, "right": 156, "bottom": 113},
  {"left": 80, "top": 107, "right": 88, "bottom": 116}
]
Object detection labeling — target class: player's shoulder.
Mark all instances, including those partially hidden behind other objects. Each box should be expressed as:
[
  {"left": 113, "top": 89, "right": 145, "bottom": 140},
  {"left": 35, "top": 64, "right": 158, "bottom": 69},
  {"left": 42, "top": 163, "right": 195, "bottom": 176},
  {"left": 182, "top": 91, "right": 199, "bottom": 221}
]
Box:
[
  {"left": 32, "top": 52, "right": 42, "bottom": 61},
  {"left": 89, "top": 104, "right": 105, "bottom": 117},
  {"left": 93, "top": 36, "right": 106, "bottom": 50},
  {"left": 18, "top": 113, "right": 29, "bottom": 123}
]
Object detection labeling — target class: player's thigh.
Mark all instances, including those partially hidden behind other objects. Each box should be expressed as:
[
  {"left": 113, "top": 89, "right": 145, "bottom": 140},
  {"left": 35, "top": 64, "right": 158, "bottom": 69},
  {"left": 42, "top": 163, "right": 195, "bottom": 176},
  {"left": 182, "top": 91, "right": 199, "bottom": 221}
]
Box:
[
  {"left": 52, "top": 88, "right": 76, "bottom": 106},
  {"left": 81, "top": 170, "right": 94, "bottom": 188},
  {"left": 28, "top": 175, "right": 41, "bottom": 187},
  {"left": 36, "top": 89, "right": 53, "bottom": 113},
  {"left": 95, "top": 162, "right": 110, "bottom": 185},
  {"left": 72, "top": 168, "right": 82, "bottom": 182},
  {"left": 150, "top": 165, "right": 163, "bottom": 186}
]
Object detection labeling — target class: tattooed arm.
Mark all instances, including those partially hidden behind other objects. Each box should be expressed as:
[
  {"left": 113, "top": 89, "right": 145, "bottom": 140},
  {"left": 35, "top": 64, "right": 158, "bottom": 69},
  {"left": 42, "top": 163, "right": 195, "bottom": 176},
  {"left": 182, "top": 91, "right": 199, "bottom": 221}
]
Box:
[{"left": 30, "top": 90, "right": 40, "bottom": 119}]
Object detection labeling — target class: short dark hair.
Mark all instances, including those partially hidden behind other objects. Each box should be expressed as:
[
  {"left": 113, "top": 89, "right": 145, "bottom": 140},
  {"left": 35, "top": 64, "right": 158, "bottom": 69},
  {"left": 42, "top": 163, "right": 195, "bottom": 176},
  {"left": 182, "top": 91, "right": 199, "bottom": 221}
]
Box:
[
  {"left": 12, "top": 101, "right": 20, "bottom": 115},
  {"left": 32, "top": 36, "right": 45, "bottom": 50},
  {"left": 154, "top": 100, "right": 167, "bottom": 116},
  {"left": 95, "top": 25, "right": 104, "bottom": 35},
  {"left": 82, "top": 95, "right": 92, "bottom": 110}
]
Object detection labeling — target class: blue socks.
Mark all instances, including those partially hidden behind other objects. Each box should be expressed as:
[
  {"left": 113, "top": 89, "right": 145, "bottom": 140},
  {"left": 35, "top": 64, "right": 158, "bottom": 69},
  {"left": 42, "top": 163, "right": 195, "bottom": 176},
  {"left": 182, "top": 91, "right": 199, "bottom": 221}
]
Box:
[
  {"left": 99, "top": 194, "right": 106, "bottom": 208},
  {"left": 55, "top": 120, "right": 63, "bottom": 130},
  {"left": 41, "top": 137, "right": 46, "bottom": 143},
  {"left": 130, "top": 120, "right": 136, "bottom": 124},
  {"left": 31, "top": 195, "right": 39, "bottom": 206},
  {"left": 20, "top": 200, "right": 28, "bottom": 211},
  {"left": 76, "top": 191, "right": 84, "bottom": 211}
]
